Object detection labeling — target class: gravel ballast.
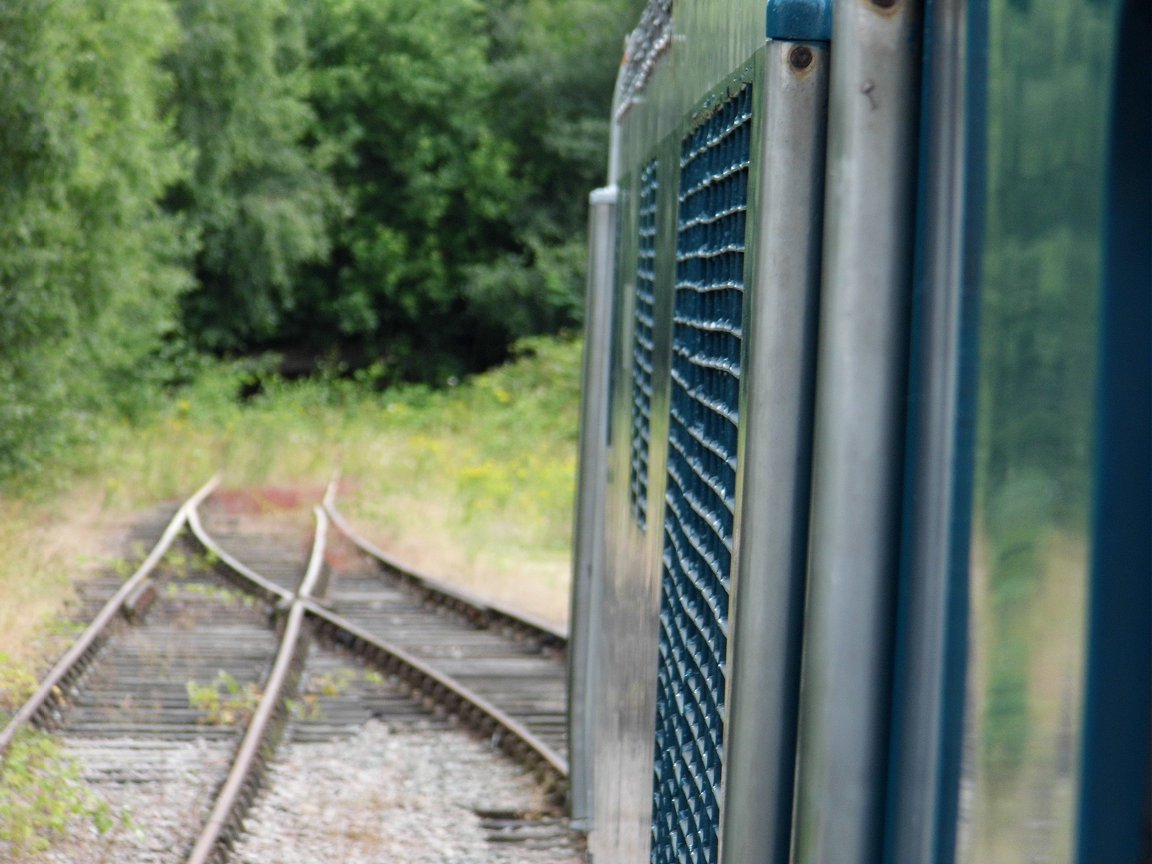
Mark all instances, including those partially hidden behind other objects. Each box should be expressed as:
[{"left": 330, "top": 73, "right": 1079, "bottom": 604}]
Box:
[{"left": 233, "top": 720, "right": 584, "bottom": 864}]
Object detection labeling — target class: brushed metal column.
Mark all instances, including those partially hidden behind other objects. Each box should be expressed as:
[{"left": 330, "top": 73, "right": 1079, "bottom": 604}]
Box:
[
  {"left": 720, "top": 39, "right": 828, "bottom": 864},
  {"left": 791, "top": 1, "right": 922, "bottom": 862},
  {"left": 568, "top": 185, "right": 618, "bottom": 829},
  {"left": 887, "top": 0, "right": 970, "bottom": 860}
]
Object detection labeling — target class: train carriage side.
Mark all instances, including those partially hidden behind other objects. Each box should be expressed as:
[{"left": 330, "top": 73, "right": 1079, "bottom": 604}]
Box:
[{"left": 568, "top": 1, "right": 1149, "bottom": 863}]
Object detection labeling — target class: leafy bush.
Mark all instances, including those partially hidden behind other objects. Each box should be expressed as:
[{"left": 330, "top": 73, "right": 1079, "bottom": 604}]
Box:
[
  {"left": 0, "top": 732, "right": 117, "bottom": 855},
  {"left": 0, "top": 0, "right": 189, "bottom": 480},
  {"left": 186, "top": 670, "right": 262, "bottom": 725}
]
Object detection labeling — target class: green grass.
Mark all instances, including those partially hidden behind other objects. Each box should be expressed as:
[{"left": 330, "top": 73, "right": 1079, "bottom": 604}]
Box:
[
  {"left": 0, "top": 334, "right": 582, "bottom": 858},
  {"left": 0, "top": 334, "right": 581, "bottom": 668},
  {"left": 0, "top": 730, "right": 120, "bottom": 855}
]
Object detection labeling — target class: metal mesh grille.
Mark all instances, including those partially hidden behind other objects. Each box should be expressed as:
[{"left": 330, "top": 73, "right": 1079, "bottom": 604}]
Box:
[
  {"left": 629, "top": 160, "right": 659, "bottom": 529},
  {"left": 651, "top": 85, "right": 752, "bottom": 864}
]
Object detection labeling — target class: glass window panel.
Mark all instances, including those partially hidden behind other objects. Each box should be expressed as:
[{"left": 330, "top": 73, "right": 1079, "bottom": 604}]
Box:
[{"left": 956, "top": 1, "right": 1118, "bottom": 861}]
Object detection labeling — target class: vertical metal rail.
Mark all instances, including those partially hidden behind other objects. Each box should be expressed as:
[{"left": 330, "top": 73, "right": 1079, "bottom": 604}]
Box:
[
  {"left": 791, "top": 0, "right": 922, "bottom": 862},
  {"left": 719, "top": 36, "right": 828, "bottom": 864},
  {"left": 885, "top": 0, "right": 971, "bottom": 860},
  {"left": 568, "top": 185, "right": 618, "bottom": 829}
]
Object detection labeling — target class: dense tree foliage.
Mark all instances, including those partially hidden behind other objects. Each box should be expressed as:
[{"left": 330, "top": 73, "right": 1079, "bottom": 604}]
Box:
[
  {"left": 468, "top": 0, "right": 640, "bottom": 343},
  {"left": 273, "top": 0, "right": 641, "bottom": 380},
  {"left": 0, "top": 0, "right": 188, "bottom": 477},
  {"left": 286, "top": 0, "right": 520, "bottom": 380},
  {"left": 0, "top": 0, "right": 638, "bottom": 477},
  {"left": 167, "top": 0, "right": 332, "bottom": 351}
]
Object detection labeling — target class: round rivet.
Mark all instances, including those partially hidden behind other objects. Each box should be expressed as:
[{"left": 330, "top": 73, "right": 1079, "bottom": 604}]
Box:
[{"left": 789, "top": 46, "right": 814, "bottom": 70}]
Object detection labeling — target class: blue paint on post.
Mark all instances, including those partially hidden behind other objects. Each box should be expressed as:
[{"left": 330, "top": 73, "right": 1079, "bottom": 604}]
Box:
[{"left": 766, "top": 0, "right": 834, "bottom": 42}]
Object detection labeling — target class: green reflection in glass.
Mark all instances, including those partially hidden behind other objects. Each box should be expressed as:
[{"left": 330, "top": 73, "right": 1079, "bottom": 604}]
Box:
[{"left": 959, "top": 0, "right": 1117, "bottom": 862}]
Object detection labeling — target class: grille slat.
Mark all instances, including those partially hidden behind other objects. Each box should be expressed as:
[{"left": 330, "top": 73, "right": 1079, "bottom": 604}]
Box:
[{"left": 630, "top": 159, "right": 661, "bottom": 530}]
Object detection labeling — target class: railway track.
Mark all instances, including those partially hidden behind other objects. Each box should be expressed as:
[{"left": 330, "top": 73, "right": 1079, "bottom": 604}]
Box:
[{"left": 0, "top": 479, "right": 582, "bottom": 863}]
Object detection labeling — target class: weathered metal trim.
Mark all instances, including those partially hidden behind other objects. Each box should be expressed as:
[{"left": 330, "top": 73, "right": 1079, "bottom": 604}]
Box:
[
  {"left": 884, "top": 0, "right": 970, "bottom": 859},
  {"left": 791, "top": 0, "right": 922, "bottom": 860},
  {"left": 568, "top": 184, "right": 618, "bottom": 828},
  {"left": 766, "top": 0, "right": 834, "bottom": 41}
]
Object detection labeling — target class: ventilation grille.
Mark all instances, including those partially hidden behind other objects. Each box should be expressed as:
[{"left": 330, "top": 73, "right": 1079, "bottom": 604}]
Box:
[
  {"left": 629, "top": 159, "right": 659, "bottom": 529},
  {"left": 651, "top": 85, "right": 752, "bottom": 864}
]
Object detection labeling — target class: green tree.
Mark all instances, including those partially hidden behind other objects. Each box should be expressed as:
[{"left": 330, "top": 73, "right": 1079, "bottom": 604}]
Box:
[
  {"left": 168, "top": 0, "right": 333, "bottom": 352},
  {"left": 462, "top": 0, "right": 642, "bottom": 343},
  {"left": 290, "top": 0, "right": 519, "bottom": 381},
  {"left": 0, "top": 0, "right": 188, "bottom": 478}
]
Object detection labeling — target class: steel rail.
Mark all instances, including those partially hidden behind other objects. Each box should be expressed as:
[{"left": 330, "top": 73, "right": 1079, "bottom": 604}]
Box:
[
  {"left": 189, "top": 505, "right": 570, "bottom": 800},
  {"left": 185, "top": 505, "right": 295, "bottom": 605},
  {"left": 301, "top": 599, "right": 570, "bottom": 796},
  {"left": 185, "top": 506, "right": 328, "bottom": 864},
  {"left": 0, "top": 475, "right": 221, "bottom": 760},
  {"left": 321, "top": 478, "right": 568, "bottom": 650}
]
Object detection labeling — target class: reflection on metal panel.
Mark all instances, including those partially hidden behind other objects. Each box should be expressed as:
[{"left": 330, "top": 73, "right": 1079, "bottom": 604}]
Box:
[
  {"left": 884, "top": 0, "right": 970, "bottom": 860},
  {"left": 954, "top": 1, "right": 1117, "bottom": 861},
  {"left": 630, "top": 160, "right": 660, "bottom": 530},
  {"left": 651, "top": 85, "right": 751, "bottom": 864},
  {"left": 791, "top": 0, "right": 921, "bottom": 860}
]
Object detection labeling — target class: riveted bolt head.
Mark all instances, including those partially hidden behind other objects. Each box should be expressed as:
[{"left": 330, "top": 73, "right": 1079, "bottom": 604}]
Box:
[{"left": 789, "top": 46, "right": 814, "bottom": 70}]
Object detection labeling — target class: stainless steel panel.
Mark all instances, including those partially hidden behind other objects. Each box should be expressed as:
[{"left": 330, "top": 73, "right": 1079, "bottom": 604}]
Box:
[
  {"left": 720, "top": 39, "right": 828, "bottom": 864},
  {"left": 650, "top": 81, "right": 754, "bottom": 864},
  {"left": 595, "top": 6, "right": 770, "bottom": 856},
  {"left": 591, "top": 146, "right": 677, "bottom": 864},
  {"left": 569, "top": 185, "right": 618, "bottom": 829},
  {"left": 616, "top": 0, "right": 768, "bottom": 183},
  {"left": 791, "top": 1, "right": 922, "bottom": 862},
  {"left": 594, "top": 3, "right": 835, "bottom": 861}
]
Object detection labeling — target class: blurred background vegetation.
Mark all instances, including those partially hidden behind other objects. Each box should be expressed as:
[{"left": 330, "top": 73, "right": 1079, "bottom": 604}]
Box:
[
  {"left": 0, "top": 0, "right": 643, "bottom": 692},
  {"left": 0, "top": 0, "right": 642, "bottom": 480}
]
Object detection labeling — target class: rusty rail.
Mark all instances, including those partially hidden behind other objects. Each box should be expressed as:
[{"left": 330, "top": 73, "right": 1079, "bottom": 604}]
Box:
[
  {"left": 321, "top": 478, "right": 568, "bottom": 651},
  {"left": 185, "top": 506, "right": 328, "bottom": 864},
  {"left": 303, "top": 598, "right": 569, "bottom": 798},
  {"left": 185, "top": 505, "right": 295, "bottom": 606},
  {"left": 191, "top": 497, "right": 570, "bottom": 803},
  {"left": 0, "top": 475, "right": 221, "bottom": 760}
]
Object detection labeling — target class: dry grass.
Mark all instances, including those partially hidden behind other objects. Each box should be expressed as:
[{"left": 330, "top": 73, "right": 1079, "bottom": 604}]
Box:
[
  {"left": 0, "top": 336, "right": 581, "bottom": 686},
  {"left": 337, "top": 478, "right": 573, "bottom": 626},
  {"left": 0, "top": 487, "right": 137, "bottom": 668}
]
